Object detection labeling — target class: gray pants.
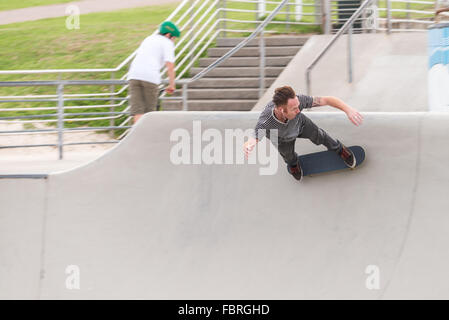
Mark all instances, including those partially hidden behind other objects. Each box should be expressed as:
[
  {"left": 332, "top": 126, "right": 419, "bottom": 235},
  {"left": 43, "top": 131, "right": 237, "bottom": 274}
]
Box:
[{"left": 277, "top": 114, "right": 342, "bottom": 167}]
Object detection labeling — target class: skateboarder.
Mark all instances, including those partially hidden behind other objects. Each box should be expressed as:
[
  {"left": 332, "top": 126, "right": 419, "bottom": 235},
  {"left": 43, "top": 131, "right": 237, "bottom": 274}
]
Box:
[
  {"left": 127, "top": 21, "right": 180, "bottom": 124},
  {"left": 244, "top": 86, "right": 364, "bottom": 180}
]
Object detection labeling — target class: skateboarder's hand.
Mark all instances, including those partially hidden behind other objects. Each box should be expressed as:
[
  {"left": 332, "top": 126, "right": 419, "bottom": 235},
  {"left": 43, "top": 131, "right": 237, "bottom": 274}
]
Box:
[
  {"left": 346, "top": 108, "right": 363, "bottom": 126},
  {"left": 244, "top": 138, "right": 257, "bottom": 159},
  {"left": 166, "top": 85, "right": 175, "bottom": 95}
]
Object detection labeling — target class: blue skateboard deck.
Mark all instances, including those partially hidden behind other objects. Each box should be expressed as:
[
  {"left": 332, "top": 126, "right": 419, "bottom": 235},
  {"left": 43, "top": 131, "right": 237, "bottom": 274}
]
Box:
[{"left": 297, "top": 146, "right": 365, "bottom": 176}]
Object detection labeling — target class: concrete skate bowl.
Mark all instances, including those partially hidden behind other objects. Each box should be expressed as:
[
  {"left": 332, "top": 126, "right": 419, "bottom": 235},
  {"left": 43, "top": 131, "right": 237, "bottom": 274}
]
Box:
[{"left": 1, "top": 111, "right": 449, "bottom": 299}]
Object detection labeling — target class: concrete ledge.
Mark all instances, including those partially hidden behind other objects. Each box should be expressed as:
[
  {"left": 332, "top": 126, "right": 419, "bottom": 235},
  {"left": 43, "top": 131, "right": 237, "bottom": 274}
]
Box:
[
  {"left": 208, "top": 46, "right": 302, "bottom": 57},
  {"left": 216, "top": 36, "right": 309, "bottom": 47},
  {"left": 199, "top": 56, "right": 294, "bottom": 67},
  {"left": 189, "top": 77, "right": 276, "bottom": 88},
  {"left": 189, "top": 67, "right": 283, "bottom": 78}
]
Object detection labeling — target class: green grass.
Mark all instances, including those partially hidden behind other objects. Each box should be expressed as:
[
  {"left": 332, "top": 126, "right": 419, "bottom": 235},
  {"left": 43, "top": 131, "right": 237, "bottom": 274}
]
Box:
[
  {"left": 0, "top": 4, "right": 179, "bottom": 71},
  {"left": 377, "top": 0, "right": 435, "bottom": 19},
  {"left": 0, "top": 4, "right": 180, "bottom": 133},
  {"left": 0, "top": 1, "right": 321, "bottom": 135},
  {"left": 0, "top": 0, "right": 320, "bottom": 73},
  {"left": 0, "top": 0, "right": 74, "bottom": 11}
]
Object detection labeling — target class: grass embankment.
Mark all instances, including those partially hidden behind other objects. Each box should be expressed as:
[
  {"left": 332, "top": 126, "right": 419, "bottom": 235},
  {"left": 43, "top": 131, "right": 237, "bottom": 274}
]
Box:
[{"left": 0, "top": 4, "right": 179, "bottom": 133}]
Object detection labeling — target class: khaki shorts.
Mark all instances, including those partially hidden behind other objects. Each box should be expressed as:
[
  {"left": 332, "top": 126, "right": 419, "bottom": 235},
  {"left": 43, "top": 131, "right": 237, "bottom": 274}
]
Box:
[{"left": 129, "top": 79, "right": 159, "bottom": 116}]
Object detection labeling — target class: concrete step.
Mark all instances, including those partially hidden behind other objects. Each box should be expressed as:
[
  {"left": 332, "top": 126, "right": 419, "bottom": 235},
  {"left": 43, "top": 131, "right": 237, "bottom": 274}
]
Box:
[
  {"left": 199, "top": 56, "right": 294, "bottom": 68},
  {"left": 172, "top": 88, "right": 260, "bottom": 99},
  {"left": 189, "top": 67, "right": 283, "bottom": 78},
  {"left": 386, "top": 20, "right": 429, "bottom": 30},
  {"left": 162, "top": 37, "right": 308, "bottom": 112},
  {"left": 207, "top": 46, "right": 301, "bottom": 57},
  {"left": 188, "top": 77, "right": 276, "bottom": 88},
  {"left": 161, "top": 99, "right": 258, "bottom": 111},
  {"left": 216, "top": 36, "right": 309, "bottom": 47}
]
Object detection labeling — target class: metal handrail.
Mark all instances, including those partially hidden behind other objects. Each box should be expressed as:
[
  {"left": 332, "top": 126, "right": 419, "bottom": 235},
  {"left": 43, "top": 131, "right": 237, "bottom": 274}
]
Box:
[
  {"left": 171, "top": 1, "right": 221, "bottom": 76},
  {"left": 158, "top": 0, "right": 294, "bottom": 104},
  {"left": 0, "top": 0, "right": 318, "bottom": 99},
  {"left": 0, "top": 0, "right": 312, "bottom": 161},
  {"left": 190, "top": 0, "right": 290, "bottom": 82},
  {"left": 0, "top": 1, "right": 320, "bottom": 157},
  {"left": 223, "top": 7, "right": 320, "bottom": 15},
  {"left": 327, "top": 0, "right": 435, "bottom": 34},
  {"left": 306, "top": 0, "right": 376, "bottom": 94},
  {"left": 0, "top": 80, "right": 128, "bottom": 87},
  {"left": 0, "top": 0, "right": 316, "bottom": 113},
  {"left": 0, "top": 2, "right": 293, "bottom": 131},
  {"left": 156, "top": 0, "right": 291, "bottom": 105},
  {"left": 0, "top": 79, "right": 134, "bottom": 159},
  {"left": 161, "top": 0, "right": 317, "bottom": 79}
]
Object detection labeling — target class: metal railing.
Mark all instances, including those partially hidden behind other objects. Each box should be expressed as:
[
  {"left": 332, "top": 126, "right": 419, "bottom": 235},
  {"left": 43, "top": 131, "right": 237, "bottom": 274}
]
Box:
[
  {"left": 0, "top": 0, "right": 190, "bottom": 157},
  {"left": 1, "top": 0, "right": 443, "bottom": 159},
  {"left": 170, "top": 0, "right": 293, "bottom": 104},
  {"left": 0, "top": 0, "right": 293, "bottom": 159},
  {"left": 0, "top": 80, "right": 130, "bottom": 159},
  {"left": 375, "top": 0, "right": 439, "bottom": 32},
  {"left": 306, "top": 0, "right": 446, "bottom": 95},
  {"left": 306, "top": 0, "right": 377, "bottom": 94},
  {"left": 157, "top": 0, "right": 322, "bottom": 103},
  {"left": 328, "top": 0, "right": 441, "bottom": 34},
  {"left": 0, "top": 2, "right": 320, "bottom": 120}
]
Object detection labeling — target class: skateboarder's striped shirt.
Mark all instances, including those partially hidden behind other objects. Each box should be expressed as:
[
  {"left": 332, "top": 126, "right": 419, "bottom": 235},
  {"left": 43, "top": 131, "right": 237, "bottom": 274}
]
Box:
[{"left": 252, "top": 94, "right": 315, "bottom": 142}]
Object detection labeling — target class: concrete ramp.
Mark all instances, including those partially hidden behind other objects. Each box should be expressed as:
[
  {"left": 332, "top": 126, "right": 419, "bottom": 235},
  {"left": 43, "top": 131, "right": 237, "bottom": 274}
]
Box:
[
  {"left": 1, "top": 111, "right": 449, "bottom": 299},
  {"left": 253, "top": 33, "right": 428, "bottom": 112}
]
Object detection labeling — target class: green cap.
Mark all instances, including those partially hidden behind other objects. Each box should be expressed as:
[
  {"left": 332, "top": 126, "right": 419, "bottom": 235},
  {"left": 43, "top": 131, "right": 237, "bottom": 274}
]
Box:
[{"left": 159, "top": 21, "right": 181, "bottom": 38}]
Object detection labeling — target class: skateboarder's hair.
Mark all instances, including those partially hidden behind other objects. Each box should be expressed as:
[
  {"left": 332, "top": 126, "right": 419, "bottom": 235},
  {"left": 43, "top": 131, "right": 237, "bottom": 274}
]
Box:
[{"left": 273, "top": 86, "right": 296, "bottom": 108}]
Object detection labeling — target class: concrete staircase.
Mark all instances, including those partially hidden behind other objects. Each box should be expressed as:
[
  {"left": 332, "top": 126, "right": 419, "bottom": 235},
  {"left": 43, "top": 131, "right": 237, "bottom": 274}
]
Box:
[{"left": 161, "top": 36, "right": 309, "bottom": 111}]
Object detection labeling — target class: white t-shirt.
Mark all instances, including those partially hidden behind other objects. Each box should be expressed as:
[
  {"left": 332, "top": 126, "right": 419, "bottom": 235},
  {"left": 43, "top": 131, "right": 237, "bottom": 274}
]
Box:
[{"left": 127, "top": 34, "right": 175, "bottom": 85}]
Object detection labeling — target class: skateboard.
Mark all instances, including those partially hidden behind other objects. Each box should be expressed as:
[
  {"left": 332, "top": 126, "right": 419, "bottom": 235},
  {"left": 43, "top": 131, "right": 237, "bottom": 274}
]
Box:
[{"left": 297, "top": 146, "right": 365, "bottom": 176}]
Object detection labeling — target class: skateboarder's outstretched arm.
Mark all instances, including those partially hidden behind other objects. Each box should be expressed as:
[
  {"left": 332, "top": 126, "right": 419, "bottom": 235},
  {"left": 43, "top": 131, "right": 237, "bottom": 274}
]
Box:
[
  {"left": 244, "top": 137, "right": 258, "bottom": 159},
  {"left": 244, "top": 104, "right": 272, "bottom": 158},
  {"left": 311, "top": 96, "right": 363, "bottom": 126}
]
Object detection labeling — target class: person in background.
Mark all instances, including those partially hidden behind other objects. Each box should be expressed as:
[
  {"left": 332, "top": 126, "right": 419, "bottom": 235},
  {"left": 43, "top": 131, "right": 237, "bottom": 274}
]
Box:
[{"left": 127, "top": 21, "right": 180, "bottom": 124}]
